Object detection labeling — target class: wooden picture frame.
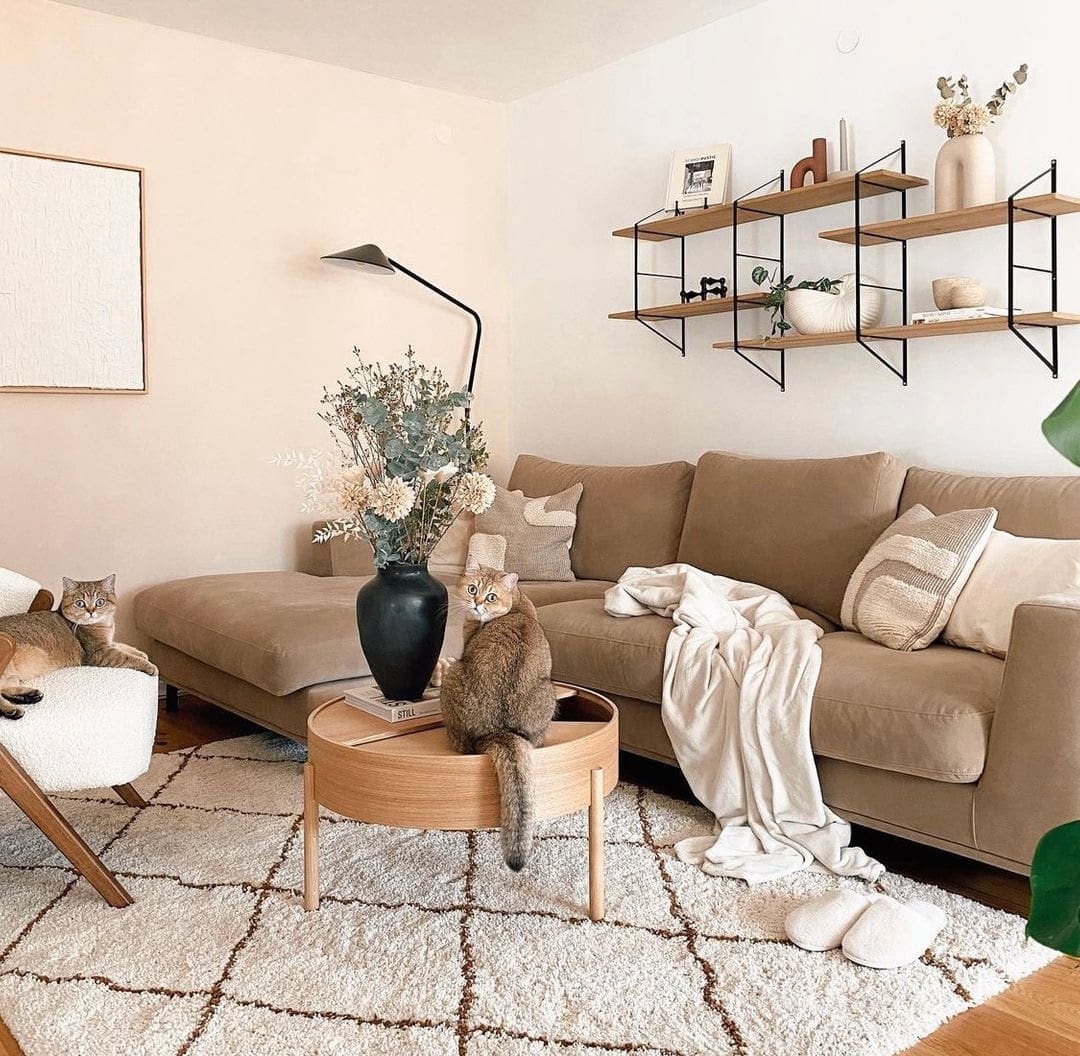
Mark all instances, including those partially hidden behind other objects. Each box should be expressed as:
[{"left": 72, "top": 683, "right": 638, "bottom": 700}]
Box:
[{"left": 0, "top": 146, "right": 147, "bottom": 394}]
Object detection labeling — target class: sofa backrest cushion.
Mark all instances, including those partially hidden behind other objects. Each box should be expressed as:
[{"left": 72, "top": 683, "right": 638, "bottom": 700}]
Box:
[
  {"left": 677, "top": 450, "right": 908, "bottom": 623},
  {"left": 900, "top": 468, "right": 1080, "bottom": 538},
  {"left": 507, "top": 455, "right": 695, "bottom": 582}
]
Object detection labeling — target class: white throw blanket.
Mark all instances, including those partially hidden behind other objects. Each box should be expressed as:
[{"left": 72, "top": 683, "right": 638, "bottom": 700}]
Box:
[{"left": 605, "top": 564, "right": 883, "bottom": 885}]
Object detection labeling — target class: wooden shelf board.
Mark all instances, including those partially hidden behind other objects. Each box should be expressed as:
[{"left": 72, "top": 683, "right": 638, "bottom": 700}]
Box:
[
  {"left": 613, "top": 170, "right": 927, "bottom": 241},
  {"left": 712, "top": 312, "right": 1080, "bottom": 350},
  {"left": 609, "top": 292, "right": 767, "bottom": 320},
  {"left": 820, "top": 193, "right": 1080, "bottom": 246}
]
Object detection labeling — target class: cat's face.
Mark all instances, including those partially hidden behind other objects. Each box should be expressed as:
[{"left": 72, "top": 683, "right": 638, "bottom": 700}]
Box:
[
  {"left": 457, "top": 558, "right": 518, "bottom": 623},
  {"left": 60, "top": 575, "right": 117, "bottom": 626}
]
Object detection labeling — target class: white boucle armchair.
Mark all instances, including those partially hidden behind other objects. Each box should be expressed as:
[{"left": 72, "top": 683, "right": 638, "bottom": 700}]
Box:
[{"left": 0, "top": 570, "right": 158, "bottom": 907}]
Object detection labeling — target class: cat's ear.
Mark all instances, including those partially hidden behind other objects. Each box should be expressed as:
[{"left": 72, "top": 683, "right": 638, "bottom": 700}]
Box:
[
  {"left": 61, "top": 577, "right": 76, "bottom": 593},
  {"left": 465, "top": 554, "right": 481, "bottom": 573},
  {"left": 501, "top": 572, "right": 519, "bottom": 592},
  {"left": 101, "top": 574, "right": 116, "bottom": 593}
]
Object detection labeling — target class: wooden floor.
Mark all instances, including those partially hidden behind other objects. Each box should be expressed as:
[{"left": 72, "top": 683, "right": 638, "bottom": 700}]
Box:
[{"left": 4, "top": 694, "right": 1071, "bottom": 1056}]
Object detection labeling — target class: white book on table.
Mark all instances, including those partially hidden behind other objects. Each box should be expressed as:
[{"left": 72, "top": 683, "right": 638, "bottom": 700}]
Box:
[{"left": 343, "top": 684, "right": 442, "bottom": 723}]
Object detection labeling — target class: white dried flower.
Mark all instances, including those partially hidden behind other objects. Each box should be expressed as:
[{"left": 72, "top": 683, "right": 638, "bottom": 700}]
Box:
[
  {"left": 420, "top": 462, "right": 459, "bottom": 487},
  {"left": 456, "top": 472, "right": 496, "bottom": 515},
  {"left": 933, "top": 101, "right": 960, "bottom": 132},
  {"left": 370, "top": 477, "right": 416, "bottom": 521},
  {"left": 337, "top": 469, "right": 373, "bottom": 516}
]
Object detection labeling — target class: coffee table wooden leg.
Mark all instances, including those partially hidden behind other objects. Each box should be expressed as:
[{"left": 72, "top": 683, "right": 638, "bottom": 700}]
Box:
[
  {"left": 589, "top": 767, "right": 604, "bottom": 921},
  {"left": 303, "top": 763, "right": 319, "bottom": 911}
]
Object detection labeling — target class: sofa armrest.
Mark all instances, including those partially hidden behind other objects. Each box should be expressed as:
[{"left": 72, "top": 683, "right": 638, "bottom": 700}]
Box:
[
  {"left": 310, "top": 521, "right": 375, "bottom": 578},
  {"left": 974, "top": 593, "right": 1080, "bottom": 866}
]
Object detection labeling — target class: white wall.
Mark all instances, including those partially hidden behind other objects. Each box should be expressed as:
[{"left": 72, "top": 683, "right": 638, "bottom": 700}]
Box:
[
  {"left": 1, "top": 0, "right": 508, "bottom": 639},
  {"left": 508, "top": 0, "right": 1079, "bottom": 476}
]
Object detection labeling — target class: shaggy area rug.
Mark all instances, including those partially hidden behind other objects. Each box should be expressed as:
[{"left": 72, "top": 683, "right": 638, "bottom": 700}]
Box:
[{"left": 0, "top": 734, "right": 1054, "bottom": 1056}]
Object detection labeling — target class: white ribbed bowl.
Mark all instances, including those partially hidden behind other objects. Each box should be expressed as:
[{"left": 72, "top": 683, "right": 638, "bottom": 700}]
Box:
[{"left": 784, "top": 274, "right": 883, "bottom": 334}]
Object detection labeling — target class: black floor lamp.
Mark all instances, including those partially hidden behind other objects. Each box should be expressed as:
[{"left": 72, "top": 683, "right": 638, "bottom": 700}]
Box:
[{"left": 321, "top": 244, "right": 482, "bottom": 407}]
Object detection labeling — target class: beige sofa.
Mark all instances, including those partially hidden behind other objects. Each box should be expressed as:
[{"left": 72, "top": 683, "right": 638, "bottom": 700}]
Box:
[{"left": 135, "top": 451, "right": 1080, "bottom": 874}]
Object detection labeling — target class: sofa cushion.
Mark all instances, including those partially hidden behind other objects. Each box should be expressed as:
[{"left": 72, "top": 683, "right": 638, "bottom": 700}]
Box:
[
  {"left": 677, "top": 451, "right": 907, "bottom": 624},
  {"left": 470, "top": 483, "right": 583, "bottom": 581},
  {"left": 538, "top": 598, "right": 833, "bottom": 705},
  {"left": 508, "top": 455, "right": 695, "bottom": 583},
  {"left": 841, "top": 504, "right": 997, "bottom": 651},
  {"left": 135, "top": 572, "right": 371, "bottom": 697},
  {"left": 811, "top": 631, "right": 1002, "bottom": 783},
  {"left": 901, "top": 466, "right": 1080, "bottom": 538},
  {"left": 537, "top": 599, "right": 669, "bottom": 704},
  {"left": 519, "top": 580, "right": 614, "bottom": 608}
]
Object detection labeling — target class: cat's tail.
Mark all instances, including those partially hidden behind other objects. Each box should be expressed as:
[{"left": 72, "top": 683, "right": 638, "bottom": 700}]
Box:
[{"left": 481, "top": 730, "right": 534, "bottom": 871}]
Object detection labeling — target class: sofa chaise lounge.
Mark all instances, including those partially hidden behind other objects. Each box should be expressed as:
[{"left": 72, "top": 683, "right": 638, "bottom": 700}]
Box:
[{"left": 134, "top": 451, "right": 1080, "bottom": 874}]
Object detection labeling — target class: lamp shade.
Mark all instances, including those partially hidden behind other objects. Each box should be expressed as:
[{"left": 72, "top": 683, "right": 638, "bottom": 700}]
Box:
[{"left": 321, "top": 243, "right": 395, "bottom": 274}]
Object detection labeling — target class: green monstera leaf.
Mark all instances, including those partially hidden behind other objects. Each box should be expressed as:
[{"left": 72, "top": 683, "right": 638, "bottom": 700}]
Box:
[
  {"left": 1026, "top": 820, "right": 1080, "bottom": 956},
  {"left": 1042, "top": 380, "right": 1080, "bottom": 467}
]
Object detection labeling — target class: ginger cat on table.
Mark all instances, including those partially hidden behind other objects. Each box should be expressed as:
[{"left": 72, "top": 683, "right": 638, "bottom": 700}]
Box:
[{"left": 438, "top": 557, "right": 558, "bottom": 870}]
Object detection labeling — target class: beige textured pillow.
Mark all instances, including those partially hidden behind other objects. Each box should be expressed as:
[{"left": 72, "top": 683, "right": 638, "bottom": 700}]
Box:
[
  {"left": 944, "top": 529, "right": 1080, "bottom": 657},
  {"left": 469, "top": 483, "right": 583, "bottom": 581},
  {"left": 841, "top": 504, "right": 997, "bottom": 650}
]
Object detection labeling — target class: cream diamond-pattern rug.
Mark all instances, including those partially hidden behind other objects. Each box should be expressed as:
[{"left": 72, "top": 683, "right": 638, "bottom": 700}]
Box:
[{"left": 0, "top": 735, "right": 1054, "bottom": 1056}]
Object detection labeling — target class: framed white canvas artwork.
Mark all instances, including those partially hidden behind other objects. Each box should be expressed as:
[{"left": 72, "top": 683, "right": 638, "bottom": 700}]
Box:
[
  {"left": 0, "top": 147, "right": 146, "bottom": 393},
  {"left": 665, "top": 145, "right": 732, "bottom": 213}
]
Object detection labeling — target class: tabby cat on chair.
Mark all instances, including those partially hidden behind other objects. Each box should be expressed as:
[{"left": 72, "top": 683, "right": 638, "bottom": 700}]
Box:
[{"left": 0, "top": 576, "right": 157, "bottom": 719}]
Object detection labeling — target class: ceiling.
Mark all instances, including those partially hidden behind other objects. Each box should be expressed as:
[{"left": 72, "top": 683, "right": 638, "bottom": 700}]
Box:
[{"left": 54, "top": 0, "right": 765, "bottom": 101}]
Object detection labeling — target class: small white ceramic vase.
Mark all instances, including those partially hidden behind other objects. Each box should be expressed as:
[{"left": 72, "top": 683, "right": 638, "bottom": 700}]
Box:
[
  {"left": 934, "top": 133, "right": 996, "bottom": 212},
  {"left": 784, "top": 274, "right": 883, "bottom": 334}
]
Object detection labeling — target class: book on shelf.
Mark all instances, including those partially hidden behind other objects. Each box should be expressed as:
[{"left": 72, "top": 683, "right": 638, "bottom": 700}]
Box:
[
  {"left": 343, "top": 683, "right": 442, "bottom": 723},
  {"left": 910, "top": 306, "right": 1013, "bottom": 324}
]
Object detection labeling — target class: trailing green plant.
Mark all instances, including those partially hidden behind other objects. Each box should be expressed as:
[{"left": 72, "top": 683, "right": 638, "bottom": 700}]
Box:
[
  {"left": 1026, "top": 820, "right": 1080, "bottom": 957},
  {"left": 750, "top": 266, "right": 841, "bottom": 337}
]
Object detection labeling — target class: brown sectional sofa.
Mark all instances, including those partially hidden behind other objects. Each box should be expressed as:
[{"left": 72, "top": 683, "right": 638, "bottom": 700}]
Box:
[{"left": 135, "top": 450, "right": 1080, "bottom": 874}]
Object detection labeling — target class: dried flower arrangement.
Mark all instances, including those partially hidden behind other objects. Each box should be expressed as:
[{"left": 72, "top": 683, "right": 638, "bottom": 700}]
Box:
[
  {"left": 276, "top": 348, "right": 494, "bottom": 568},
  {"left": 933, "top": 64, "right": 1029, "bottom": 138}
]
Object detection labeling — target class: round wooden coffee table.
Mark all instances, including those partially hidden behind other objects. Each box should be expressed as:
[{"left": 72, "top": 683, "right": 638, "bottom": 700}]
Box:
[{"left": 303, "top": 684, "right": 618, "bottom": 920}]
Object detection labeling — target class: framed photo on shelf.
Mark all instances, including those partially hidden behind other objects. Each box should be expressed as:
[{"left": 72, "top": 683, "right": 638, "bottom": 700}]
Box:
[{"left": 666, "top": 145, "right": 731, "bottom": 213}]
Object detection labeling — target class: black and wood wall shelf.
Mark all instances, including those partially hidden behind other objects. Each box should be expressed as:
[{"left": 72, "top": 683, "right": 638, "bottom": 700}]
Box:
[{"left": 612, "top": 141, "right": 1079, "bottom": 391}]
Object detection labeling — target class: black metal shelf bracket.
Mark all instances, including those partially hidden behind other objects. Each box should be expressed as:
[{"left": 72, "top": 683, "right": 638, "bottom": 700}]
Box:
[
  {"left": 854, "top": 141, "right": 910, "bottom": 385},
  {"left": 731, "top": 171, "right": 786, "bottom": 390},
  {"left": 633, "top": 208, "right": 687, "bottom": 355},
  {"left": 1008, "top": 160, "right": 1060, "bottom": 378}
]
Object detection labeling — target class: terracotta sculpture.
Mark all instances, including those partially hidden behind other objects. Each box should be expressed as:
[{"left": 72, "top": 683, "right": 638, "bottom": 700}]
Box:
[{"left": 792, "top": 138, "right": 827, "bottom": 188}]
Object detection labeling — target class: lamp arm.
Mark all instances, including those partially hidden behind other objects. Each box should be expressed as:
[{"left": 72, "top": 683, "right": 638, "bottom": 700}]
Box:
[{"left": 387, "top": 258, "right": 482, "bottom": 397}]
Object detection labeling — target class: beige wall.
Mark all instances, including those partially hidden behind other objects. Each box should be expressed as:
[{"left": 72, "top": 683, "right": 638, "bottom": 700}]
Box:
[
  {"left": 509, "top": 0, "right": 1080, "bottom": 478},
  {"left": 1, "top": 0, "right": 509, "bottom": 640}
]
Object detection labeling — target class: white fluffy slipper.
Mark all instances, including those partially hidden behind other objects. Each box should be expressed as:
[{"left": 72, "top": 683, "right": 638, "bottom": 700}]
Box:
[
  {"left": 841, "top": 897, "right": 947, "bottom": 969},
  {"left": 785, "top": 889, "right": 876, "bottom": 952}
]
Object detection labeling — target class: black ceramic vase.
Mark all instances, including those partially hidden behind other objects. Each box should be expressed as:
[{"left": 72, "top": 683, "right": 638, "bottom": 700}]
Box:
[{"left": 356, "top": 561, "right": 448, "bottom": 701}]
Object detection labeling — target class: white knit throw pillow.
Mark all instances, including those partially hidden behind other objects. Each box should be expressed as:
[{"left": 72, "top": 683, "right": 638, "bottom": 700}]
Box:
[{"left": 841, "top": 505, "right": 997, "bottom": 651}]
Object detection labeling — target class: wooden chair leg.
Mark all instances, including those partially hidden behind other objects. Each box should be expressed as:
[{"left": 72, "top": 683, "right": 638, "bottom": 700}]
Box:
[
  {"left": 0, "top": 745, "right": 132, "bottom": 908},
  {"left": 113, "top": 783, "right": 148, "bottom": 809},
  {"left": 0, "top": 1011, "right": 25, "bottom": 1056}
]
